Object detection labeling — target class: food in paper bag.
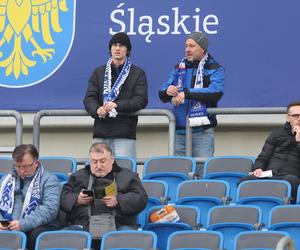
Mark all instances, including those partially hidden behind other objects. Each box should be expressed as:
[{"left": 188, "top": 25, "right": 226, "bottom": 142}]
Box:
[{"left": 150, "top": 205, "right": 180, "bottom": 223}]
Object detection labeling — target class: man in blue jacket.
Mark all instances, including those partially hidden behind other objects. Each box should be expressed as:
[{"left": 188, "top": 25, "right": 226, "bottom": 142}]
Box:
[
  {"left": 159, "top": 32, "right": 225, "bottom": 176},
  {"left": 0, "top": 144, "right": 61, "bottom": 249}
]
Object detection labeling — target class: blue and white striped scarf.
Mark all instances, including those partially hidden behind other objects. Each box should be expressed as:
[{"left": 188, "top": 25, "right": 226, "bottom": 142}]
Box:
[
  {"left": 176, "top": 53, "right": 210, "bottom": 127},
  {"left": 103, "top": 57, "right": 132, "bottom": 118},
  {"left": 0, "top": 165, "right": 44, "bottom": 221}
]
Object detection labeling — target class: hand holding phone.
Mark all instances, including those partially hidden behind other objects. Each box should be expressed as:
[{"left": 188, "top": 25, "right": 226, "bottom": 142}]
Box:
[
  {"left": 94, "top": 188, "right": 106, "bottom": 199},
  {"left": 82, "top": 189, "right": 94, "bottom": 197},
  {"left": 0, "top": 219, "right": 10, "bottom": 227}
]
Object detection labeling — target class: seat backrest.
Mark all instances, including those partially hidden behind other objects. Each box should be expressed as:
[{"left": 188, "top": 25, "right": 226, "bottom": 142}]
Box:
[
  {"left": 297, "top": 185, "right": 300, "bottom": 204},
  {"left": 234, "top": 231, "right": 289, "bottom": 250},
  {"left": 176, "top": 180, "right": 230, "bottom": 200},
  {"left": 0, "top": 157, "right": 13, "bottom": 175},
  {"left": 237, "top": 180, "right": 291, "bottom": 199},
  {"left": 167, "top": 230, "right": 223, "bottom": 250},
  {"left": 39, "top": 156, "right": 77, "bottom": 174},
  {"left": 115, "top": 157, "right": 137, "bottom": 172},
  {"left": 35, "top": 230, "right": 92, "bottom": 250},
  {"left": 204, "top": 156, "right": 254, "bottom": 177},
  {"left": 142, "top": 180, "right": 168, "bottom": 200},
  {"left": 269, "top": 205, "right": 300, "bottom": 226},
  {"left": 143, "top": 156, "right": 196, "bottom": 176},
  {"left": 146, "top": 205, "right": 200, "bottom": 226},
  {"left": 208, "top": 205, "right": 262, "bottom": 226},
  {"left": 101, "top": 230, "right": 157, "bottom": 250},
  {"left": 0, "top": 231, "right": 27, "bottom": 249}
]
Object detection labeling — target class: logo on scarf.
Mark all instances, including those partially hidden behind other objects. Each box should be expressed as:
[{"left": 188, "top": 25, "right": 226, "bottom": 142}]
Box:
[
  {"left": 0, "top": 0, "right": 76, "bottom": 88},
  {"left": 22, "top": 200, "right": 39, "bottom": 218},
  {"left": 1, "top": 179, "right": 13, "bottom": 208},
  {"left": 191, "top": 102, "right": 203, "bottom": 111}
]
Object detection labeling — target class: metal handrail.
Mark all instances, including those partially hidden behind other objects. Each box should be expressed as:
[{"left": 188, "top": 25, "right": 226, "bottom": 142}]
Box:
[
  {"left": 276, "top": 236, "right": 295, "bottom": 250},
  {"left": 33, "top": 109, "right": 175, "bottom": 155},
  {"left": 0, "top": 110, "right": 23, "bottom": 147},
  {"left": 186, "top": 107, "right": 287, "bottom": 156}
]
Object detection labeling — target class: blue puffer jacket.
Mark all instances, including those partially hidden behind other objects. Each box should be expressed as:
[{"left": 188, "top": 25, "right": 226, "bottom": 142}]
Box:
[
  {"left": 159, "top": 54, "right": 224, "bottom": 133},
  {"left": 0, "top": 165, "right": 61, "bottom": 232}
]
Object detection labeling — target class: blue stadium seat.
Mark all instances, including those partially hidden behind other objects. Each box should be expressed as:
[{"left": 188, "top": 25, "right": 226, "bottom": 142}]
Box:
[
  {"left": 40, "top": 156, "right": 77, "bottom": 182},
  {"left": 138, "top": 180, "right": 169, "bottom": 228},
  {"left": 143, "top": 156, "right": 196, "bottom": 202},
  {"left": 233, "top": 230, "right": 290, "bottom": 250},
  {"left": 35, "top": 230, "right": 92, "bottom": 250},
  {"left": 175, "top": 179, "right": 230, "bottom": 228},
  {"left": 268, "top": 205, "right": 300, "bottom": 250},
  {"left": 0, "top": 156, "right": 77, "bottom": 182},
  {"left": 207, "top": 205, "right": 262, "bottom": 250},
  {"left": 143, "top": 205, "right": 200, "bottom": 250},
  {"left": 296, "top": 185, "right": 300, "bottom": 204},
  {"left": 0, "top": 231, "right": 27, "bottom": 250},
  {"left": 203, "top": 156, "right": 255, "bottom": 203},
  {"left": 0, "top": 156, "right": 13, "bottom": 176},
  {"left": 101, "top": 230, "right": 157, "bottom": 250},
  {"left": 236, "top": 180, "right": 291, "bottom": 227},
  {"left": 114, "top": 157, "right": 137, "bottom": 172},
  {"left": 167, "top": 230, "right": 223, "bottom": 250}
]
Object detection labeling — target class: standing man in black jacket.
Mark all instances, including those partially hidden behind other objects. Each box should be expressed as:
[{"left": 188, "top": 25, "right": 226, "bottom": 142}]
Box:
[
  {"left": 84, "top": 32, "right": 148, "bottom": 158},
  {"left": 239, "top": 101, "right": 300, "bottom": 202}
]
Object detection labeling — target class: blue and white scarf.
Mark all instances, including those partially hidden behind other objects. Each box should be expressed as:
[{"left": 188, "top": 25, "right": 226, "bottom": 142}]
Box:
[
  {"left": 175, "top": 53, "right": 210, "bottom": 127},
  {"left": 102, "top": 57, "right": 132, "bottom": 118},
  {"left": 0, "top": 165, "right": 44, "bottom": 220}
]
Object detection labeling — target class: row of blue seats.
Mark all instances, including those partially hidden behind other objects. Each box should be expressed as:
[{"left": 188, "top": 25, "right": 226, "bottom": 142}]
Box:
[
  {"left": 0, "top": 228, "right": 293, "bottom": 250},
  {"left": 0, "top": 155, "right": 254, "bottom": 202},
  {"left": 138, "top": 204, "right": 300, "bottom": 250},
  {"left": 140, "top": 179, "right": 300, "bottom": 228},
  {"left": 0, "top": 156, "right": 135, "bottom": 181}
]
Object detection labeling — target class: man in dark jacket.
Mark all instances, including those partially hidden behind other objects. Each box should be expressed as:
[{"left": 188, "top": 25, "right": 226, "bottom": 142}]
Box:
[
  {"left": 83, "top": 32, "right": 148, "bottom": 158},
  {"left": 61, "top": 142, "right": 147, "bottom": 247},
  {"left": 239, "top": 101, "right": 300, "bottom": 202}
]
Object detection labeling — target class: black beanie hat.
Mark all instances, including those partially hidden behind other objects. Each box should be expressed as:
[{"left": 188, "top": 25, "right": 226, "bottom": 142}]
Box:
[{"left": 109, "top": 32, "right": 132, "bottom": 53}]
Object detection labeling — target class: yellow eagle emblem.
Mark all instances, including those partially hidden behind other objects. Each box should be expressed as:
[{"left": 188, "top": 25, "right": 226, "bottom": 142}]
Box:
[{"left": 0, "top": 0, "right": 68, "bottom": 79}]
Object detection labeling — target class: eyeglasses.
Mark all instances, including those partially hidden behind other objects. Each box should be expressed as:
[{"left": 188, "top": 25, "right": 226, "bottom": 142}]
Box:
[
  {"left": 13, "top": 160, "right": 36, "bottom": 170},
  {"left": 288, "top": 114, "right": 300, "bottom": 119}
]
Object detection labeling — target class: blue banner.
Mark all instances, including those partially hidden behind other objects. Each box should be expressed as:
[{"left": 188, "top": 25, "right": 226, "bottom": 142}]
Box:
[{"left": 0, "top": 0, "right": 299, "bottom": 110}]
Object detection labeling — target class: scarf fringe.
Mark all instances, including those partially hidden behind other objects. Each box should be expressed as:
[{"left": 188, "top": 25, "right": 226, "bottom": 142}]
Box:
[{"left": 189, "top": 116, "right": 211, "bottom": 127}]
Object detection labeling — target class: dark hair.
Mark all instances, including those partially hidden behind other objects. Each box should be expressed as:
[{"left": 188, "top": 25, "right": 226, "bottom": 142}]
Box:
[
  {"left": 287, "top": 101, "right": 300, "bottom": 112},
  {"left": 12, "top": 144, "right": 39, "bottom": 162},
  {"left": 89, "top": 142, "right": 113, "bottom": 155}
]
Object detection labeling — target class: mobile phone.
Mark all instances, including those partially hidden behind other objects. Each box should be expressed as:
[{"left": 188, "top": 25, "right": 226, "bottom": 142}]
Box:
[
  {"left": 94, "top": 188, "right": 106, "bottom": 199},
  {"left": 82, "top": 189, "right": 94, "bottom": 197},
  {"left": 0, "top": 219, "right": 10, "bottom": 227}
]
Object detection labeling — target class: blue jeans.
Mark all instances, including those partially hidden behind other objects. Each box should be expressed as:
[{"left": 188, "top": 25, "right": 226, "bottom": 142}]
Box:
[
  {"left": 92, "top": 138, "right": 136, "bottom": 158},
  {"left": 175, "top": 128, "right": 215, "bottom": 157},
  {"left": 175, "top": 128, "right": 215, "bottom": 176}
]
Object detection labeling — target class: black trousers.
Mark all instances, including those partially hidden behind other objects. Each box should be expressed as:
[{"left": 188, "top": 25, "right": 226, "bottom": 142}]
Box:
[{"left": 238, "top": 174, "right": 300, "bottom": 203}]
